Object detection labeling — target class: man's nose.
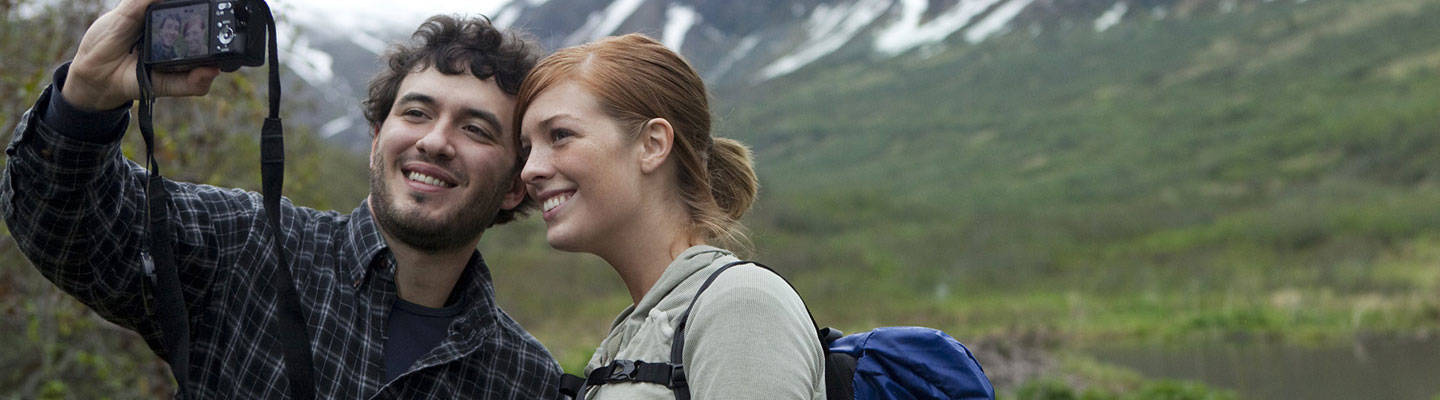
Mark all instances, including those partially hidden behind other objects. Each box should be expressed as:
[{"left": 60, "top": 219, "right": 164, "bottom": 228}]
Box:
[{"left": 415, "top": 123, "right": 456, "bottom": 160}]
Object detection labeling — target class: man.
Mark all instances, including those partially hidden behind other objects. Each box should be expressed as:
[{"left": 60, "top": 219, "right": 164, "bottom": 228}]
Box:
[
  {"left": 1, "top": 0, "right": 559, "bottom": 397},
  {"left": 151, "top": 15, "right": 180, "bottom": 60}
]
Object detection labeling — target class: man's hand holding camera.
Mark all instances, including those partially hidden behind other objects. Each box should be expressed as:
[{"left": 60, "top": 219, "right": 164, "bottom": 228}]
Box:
[{"left": 62, "top": 0, "right": 219, "bottom": 112}]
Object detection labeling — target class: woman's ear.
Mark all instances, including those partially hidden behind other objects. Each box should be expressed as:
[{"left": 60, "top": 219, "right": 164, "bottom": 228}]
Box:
[{"left": 639, "top": 118, "right": 675, "bottom": 174}]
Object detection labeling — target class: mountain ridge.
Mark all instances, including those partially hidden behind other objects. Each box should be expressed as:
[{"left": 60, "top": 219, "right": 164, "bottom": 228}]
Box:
[{"left": 287, "top": 0, "right": 1299, "bottom": 150}]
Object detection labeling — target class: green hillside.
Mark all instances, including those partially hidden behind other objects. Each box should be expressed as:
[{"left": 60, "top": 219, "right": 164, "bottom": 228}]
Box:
[{"left": 709, "top": 0, "right": 1440, "bottom": 343}]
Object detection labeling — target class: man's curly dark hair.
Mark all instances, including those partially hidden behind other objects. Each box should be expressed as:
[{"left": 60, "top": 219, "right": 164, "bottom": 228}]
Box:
[{"left": 362, "top": 15, "right": 542, "bottom": 226}]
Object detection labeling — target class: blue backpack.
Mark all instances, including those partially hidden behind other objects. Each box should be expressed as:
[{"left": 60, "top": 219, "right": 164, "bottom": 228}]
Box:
[{"left": 558, "top": 261, "right": 995, "bottom": 400}]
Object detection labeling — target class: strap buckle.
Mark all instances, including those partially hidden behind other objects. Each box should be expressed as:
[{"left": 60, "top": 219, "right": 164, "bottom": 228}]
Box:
[
  {"left": 608, "top": 359, "right": 638, "bottom": 382},
  {"left": 667, "top": 364, "right": 686, "bottom": 388}
]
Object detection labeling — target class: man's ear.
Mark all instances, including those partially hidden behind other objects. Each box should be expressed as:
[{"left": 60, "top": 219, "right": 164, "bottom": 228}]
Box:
[
  {"left": 368, "top": 126, "right": 382, "bottom": 164},
  {"left": 639, "top": 118, "right": 674, "bottom": 174},
  {"left": 500, "top": 170, "right": 526, "bottom": 210}
]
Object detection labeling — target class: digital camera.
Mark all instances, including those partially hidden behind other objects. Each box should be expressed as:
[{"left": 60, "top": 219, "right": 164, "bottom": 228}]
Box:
[{"left": 143, "top": 0, "right": 266, "bottom": 72}]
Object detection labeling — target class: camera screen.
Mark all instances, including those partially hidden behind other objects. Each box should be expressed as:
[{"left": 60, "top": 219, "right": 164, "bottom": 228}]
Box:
[{"left": 149, "top": 4, "right": 208, "bottom": 61}]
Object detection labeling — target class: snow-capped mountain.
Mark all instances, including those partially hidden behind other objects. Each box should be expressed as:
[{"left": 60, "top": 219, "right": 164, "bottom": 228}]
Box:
[
  {"left": 482, "top": 0, "right": 1283, "bottom": 83},
  {"left": 272, "top": 0, "right": 1291, "bottom": 149}
]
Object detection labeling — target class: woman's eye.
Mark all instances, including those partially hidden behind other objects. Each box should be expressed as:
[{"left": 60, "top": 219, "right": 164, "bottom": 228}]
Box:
[
  {"left": 402, "top": 109, "right": 427, "bottom": 119},
  {"left": 551, "top": 129, "right": 574, "bottom": 141}
]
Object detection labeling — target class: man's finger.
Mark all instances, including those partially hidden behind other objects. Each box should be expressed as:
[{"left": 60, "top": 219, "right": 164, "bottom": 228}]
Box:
[
  {"left": 186, "top": 67, "right": 222, "bottom": 96},
  {"left": 152, "top": 67, "right": 221, "bottom": 97}
]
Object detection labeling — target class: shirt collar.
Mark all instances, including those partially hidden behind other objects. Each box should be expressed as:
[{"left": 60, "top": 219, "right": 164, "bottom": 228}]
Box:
[
  {"left": 344, "top": 202, "right": 499, "bottom": 332},
  {"left": 612, "top": 245, "right": 733, "bottom": 328},
  {"left": 344, "top": 201, "right": 389, "bottom": 289}
]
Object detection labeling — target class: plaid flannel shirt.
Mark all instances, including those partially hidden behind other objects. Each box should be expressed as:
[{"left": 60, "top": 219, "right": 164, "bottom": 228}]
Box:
[{"left": 1, "top": 79, "right": 561, "bottom": 399}]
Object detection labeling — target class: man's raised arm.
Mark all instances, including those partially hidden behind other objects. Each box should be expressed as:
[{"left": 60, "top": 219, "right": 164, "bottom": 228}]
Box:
[{"left": 1, "top": 0, "right": 263, "bottom": 338}]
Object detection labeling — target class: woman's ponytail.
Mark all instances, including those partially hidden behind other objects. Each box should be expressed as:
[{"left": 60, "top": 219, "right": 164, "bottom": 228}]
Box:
[{"left": 707, "top": 138, "right": 758, "bottom": 221}]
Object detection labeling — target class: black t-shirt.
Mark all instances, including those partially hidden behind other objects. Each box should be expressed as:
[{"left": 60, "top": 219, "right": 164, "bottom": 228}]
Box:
[{"left": 383, "top": 295, "right": 466, "bottom": 382}]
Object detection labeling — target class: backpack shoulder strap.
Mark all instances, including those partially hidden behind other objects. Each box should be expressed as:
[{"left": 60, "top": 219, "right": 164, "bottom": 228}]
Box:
[
  {"left": 553, "top": 260, "right": 756, "bottom": 400},
  {"left": 557, "top": 260, "right": 822, "bottom": 400},
  {"left": 669, "top": 260, "right": 823, "bottom": 400},
  {"left": 669, "top": 260, "right": 758, "bottom": 362},
  {"left": 558, "top": 373, "right": 586, "bottom": 399}
]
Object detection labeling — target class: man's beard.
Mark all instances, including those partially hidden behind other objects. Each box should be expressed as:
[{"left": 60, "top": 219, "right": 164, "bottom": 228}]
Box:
[{"left": 368, "top": 153, "right": 502, "bottom": 253}]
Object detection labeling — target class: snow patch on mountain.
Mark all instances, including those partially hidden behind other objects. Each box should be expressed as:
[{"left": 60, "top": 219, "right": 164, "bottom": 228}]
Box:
[
  {"left": 876, "top": 0, "right": 1006, "bottom": 55},
  {"left": 1095, "top": 2, "right": 1128, "bottom": 32},
  {"left": 710, "top": 34, "right": 760, "bottom": 81},
  {"left": 591, "top": 0, "right": 646, "bottom": 40},
  {"left": 874, "top": 0, "right": 929, "bottom": 54},
  {"left": 320, "top": 116, "right": 354, "bottom": 138},
  {"left": 964, "top": 0, "right": 1034, "bottom": 43},
  {"left": 564, "top": 0, "right": 646, "bottom": 45},
  {"left": 493, "top": 5, "right": 522, "bottom": 28},
  {"left": 662, "top": 4, "right": 699, "bottom": 51},
  {"left": 349, "top": 31, "right": 389, "bottom": 55},
  {"left": 760, "top": 0, "right": 890, "bottom": 80},
  {"left": 275, "top": 21, "right": 335, "bottom": 85}
]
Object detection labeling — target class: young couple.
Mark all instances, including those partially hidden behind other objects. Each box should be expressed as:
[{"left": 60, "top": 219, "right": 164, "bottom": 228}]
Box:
[{"left": 1, "top": 0, "right": 824, "bottom": 398}]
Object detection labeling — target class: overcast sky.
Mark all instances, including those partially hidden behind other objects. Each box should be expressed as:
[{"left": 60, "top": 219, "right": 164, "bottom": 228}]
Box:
[{"left": 271, "top": 0, "right": 511, "bottom": 32}]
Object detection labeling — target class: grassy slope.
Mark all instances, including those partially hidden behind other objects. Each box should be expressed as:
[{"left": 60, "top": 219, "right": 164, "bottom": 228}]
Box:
[{"left": 711, "top": 0, "right": 1440, "bottom": 342}]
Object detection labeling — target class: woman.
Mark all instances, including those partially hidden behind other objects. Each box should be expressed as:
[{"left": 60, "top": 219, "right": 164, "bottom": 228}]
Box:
[
  {"left": 515, "top": 34, "right": 826, "bottom": 399},
  {"left": 180, "top": 16, "right": 207, "bottom": 57}
]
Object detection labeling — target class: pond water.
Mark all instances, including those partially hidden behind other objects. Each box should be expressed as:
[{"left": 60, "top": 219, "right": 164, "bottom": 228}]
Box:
[{"left": 1087, "top": 336, "right": 1440, "bottom": 400}]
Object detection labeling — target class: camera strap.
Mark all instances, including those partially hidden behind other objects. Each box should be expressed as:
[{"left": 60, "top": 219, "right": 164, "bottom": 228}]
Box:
[
  {"left": 254, "top": 2, "right": 319, "bottom": 399},
  {"left": 135, "top": 53, "right": 190, "bottom": 397},
  {"left": 135, "top": 1, "right": 315, "bottom": 398}
]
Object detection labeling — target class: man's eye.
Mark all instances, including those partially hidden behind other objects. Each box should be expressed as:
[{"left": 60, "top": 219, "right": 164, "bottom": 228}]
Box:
[
  {"left": 463, "top": 125, "right": 493, "bottom": 140},
  {"left": 402, "top": 109, "right": 427, "bottom": 119}
]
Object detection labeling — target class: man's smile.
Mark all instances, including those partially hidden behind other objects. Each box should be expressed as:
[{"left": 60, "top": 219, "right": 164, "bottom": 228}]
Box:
[{"left": 400, "top": 162, "right": 460, "bottom": 192}]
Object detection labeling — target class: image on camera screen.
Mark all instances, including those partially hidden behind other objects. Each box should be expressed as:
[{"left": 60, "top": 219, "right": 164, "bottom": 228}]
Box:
[{"left": 149, "top": 4, "right": 208, "bottom": 62}]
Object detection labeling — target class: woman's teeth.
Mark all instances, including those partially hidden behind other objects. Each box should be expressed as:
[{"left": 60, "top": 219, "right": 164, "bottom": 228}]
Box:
[{"left": 543, "top": 193, "right": 571, "bottom": 212}]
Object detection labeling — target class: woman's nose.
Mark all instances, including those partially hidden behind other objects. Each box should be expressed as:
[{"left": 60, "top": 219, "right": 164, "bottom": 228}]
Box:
[{"left": 520, "top": 145, "right": 552, "bottom": 184}]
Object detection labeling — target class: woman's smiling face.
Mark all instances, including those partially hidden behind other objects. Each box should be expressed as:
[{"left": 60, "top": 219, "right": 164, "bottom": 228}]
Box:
[{"left": 519, "top": 81, "right": 646, "bottom": 253}]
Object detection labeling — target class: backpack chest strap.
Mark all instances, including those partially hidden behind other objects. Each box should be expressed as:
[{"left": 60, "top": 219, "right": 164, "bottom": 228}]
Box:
[{"left": 585, "top": 359, "right": 688, "bottom": 388}]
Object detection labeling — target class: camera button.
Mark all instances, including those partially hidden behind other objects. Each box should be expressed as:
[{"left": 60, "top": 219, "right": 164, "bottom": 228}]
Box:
[{"left": 218, "top": 27, "right": 235, "bottom": 44}]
